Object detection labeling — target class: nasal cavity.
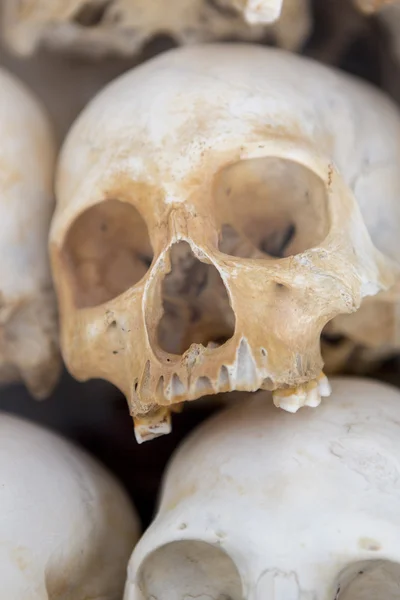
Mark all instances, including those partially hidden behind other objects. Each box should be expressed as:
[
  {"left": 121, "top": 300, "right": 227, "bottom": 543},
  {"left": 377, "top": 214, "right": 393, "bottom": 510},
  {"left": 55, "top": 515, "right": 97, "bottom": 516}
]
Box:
[{"left": 157, "top": 241, "right": 235, "bottom": 355}]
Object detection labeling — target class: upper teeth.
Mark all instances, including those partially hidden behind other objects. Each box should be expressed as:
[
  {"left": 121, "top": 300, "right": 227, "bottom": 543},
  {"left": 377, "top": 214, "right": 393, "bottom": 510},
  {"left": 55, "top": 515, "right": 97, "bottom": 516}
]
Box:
[
  {"left": 133, "top": 407, "right": 172, "bottom": 444},
  {"left": 272, "top": 372, "right": 332, "bottom": 413},
  {"left": 133, "top": 372, "right": 332, "bottom": 442}
]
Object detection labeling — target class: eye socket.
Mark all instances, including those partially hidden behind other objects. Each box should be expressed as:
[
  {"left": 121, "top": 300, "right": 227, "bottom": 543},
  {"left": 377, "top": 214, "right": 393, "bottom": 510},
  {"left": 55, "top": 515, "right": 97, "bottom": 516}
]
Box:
[
  {"left": 215, "top": 157, "right": 330, "bottom": 259},
  {"left": 321, "top": 332, "right": 347, "bottom": 347},
  {"left": 72, "top": 1, "right": 111, "bottom": 27},
  {"left": 138, "top": 540, "right": 242, "bottom": 600},
  {"left": 336, "top": 560, "right": 400, "bottom": 600},
  {"left": 62, "top": 199, "right": 153, "bottom": 309}
]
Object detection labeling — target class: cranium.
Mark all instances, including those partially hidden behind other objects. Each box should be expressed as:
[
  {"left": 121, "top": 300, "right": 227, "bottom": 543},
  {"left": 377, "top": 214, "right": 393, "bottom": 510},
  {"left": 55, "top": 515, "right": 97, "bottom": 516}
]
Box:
[
  {"left": 351, "top": 0, "right": 400, "bottom": 84},
  {"left": 50, "top": 44, "right": 400, "bottom": 441},
  {"left": 0, "top": 410, "right": 139, "bottom": 599},
  {"left": 321, "top": 289, "right": 400, "bottom": 375},
  {"left": 1, "top": 0, "right": 311, "bottom": 57},
  {"left": 352, "top": 0, "right": 400, "bottom": 70},
  {"left": 0, "top": 67, "right": 61, "bottom": 398},
  {"left": 354, "top": 0, "right": 398, "bottom": 13},
  {"left": 374, "top": 3, "right": 400, "bottom": 66},
  {"left": 126, "top": 377, "right": 400, "bottom": 600}
]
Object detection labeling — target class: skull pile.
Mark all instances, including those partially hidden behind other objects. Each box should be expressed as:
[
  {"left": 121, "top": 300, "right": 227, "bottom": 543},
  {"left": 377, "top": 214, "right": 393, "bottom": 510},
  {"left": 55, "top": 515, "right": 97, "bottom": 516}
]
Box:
[{"left": 2, "top": 4, "right": 400, "bottom": 599}]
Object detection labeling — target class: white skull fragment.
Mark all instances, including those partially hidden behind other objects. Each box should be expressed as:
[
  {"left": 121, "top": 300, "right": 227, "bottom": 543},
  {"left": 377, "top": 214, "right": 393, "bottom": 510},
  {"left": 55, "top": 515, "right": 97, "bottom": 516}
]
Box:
[
  {"left": 126, "top": 377, "right": 400, "bottom": 600},
  {"left": 1, "top": 0, "right": 311, "bottom": 57},
  {"left": 0, "top": 68, "right": 61, "bottom": 398},
  {"left": 0, "top": 409, "right": 139, "bottom": 599},
  {"left": 50, "top": 44, "right": 400, "bottom": 439}
]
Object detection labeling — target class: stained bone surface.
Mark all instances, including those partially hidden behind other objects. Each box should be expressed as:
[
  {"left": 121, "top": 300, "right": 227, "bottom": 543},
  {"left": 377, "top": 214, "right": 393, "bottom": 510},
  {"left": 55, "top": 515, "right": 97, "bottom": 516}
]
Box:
[
  {"left": 49, "top": 44, "right": 400, "bottom": 438},
  {"left": 127, "top": 377, "right": 400, "bottom": 600}
]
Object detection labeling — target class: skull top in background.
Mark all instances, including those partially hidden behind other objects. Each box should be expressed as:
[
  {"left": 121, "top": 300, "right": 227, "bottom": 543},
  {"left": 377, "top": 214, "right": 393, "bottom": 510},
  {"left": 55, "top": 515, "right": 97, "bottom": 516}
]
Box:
[
  {"left": 1, "top": 0, "right": 311, "bottom": 57},
  {"left": 0, "top": 68, "right": 60, "bottom": 398},
  {"left": 354, "top": 0, "right": 398, "bottom": 13},
  {"left": 50, "top": 44, "right": 400, "bottom": 429}
]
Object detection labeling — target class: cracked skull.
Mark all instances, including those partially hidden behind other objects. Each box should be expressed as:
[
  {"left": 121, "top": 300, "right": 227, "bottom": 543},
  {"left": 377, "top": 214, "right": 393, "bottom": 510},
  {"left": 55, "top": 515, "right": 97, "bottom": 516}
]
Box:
[
  {"left": 50, "top": 44, "right": 400, "bottom": 439},
  {"left": 126, "top": 378, "right": 400, "bottom": 600}
]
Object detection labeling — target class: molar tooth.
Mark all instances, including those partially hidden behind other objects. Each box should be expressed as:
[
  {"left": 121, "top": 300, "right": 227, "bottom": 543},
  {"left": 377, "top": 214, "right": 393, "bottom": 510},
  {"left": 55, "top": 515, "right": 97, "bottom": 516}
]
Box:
[
  {"left": 272, "top": 386, "right": 307, "bottom": 413},
  {"left": 133, "top": 408, "right": 171, "bottom": 444},
  {"left": 304, "top": 383, "right": 321, "bottom": 408},
  {"left": 318, "top": 372, "right": 332, "bottom": 397},
  {"left": 274, "top": 374, "right": 328, "bottom": 413}
]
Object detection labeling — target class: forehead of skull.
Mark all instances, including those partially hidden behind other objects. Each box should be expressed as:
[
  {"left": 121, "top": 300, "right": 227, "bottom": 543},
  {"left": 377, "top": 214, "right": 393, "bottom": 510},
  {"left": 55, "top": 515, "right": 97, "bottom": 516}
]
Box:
[
  {"left": 158, "top": 380, "right": 400, "bottom": 516},
  {"left": 56, "top": 44, "right": 331, "bottom": 212}
]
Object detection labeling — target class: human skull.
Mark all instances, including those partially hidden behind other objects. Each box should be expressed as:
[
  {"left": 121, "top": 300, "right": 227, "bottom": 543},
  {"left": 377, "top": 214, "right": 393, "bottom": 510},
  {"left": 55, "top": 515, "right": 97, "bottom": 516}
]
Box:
[
  {"left": 321, "top": 289, "right": 400, "bottom": 374},
  {"left": 0, "top": 67, "right": 61, "bottom": 399},
  {"left": 1, "top": 0, "right": 311, "bottom": 57},
  {"left": 354, "top": 0, "right": 398, "bottom": 13},
  {"left": 0, "top": 409, "right": 139, "bottom": 599},
  {"left": 375, "top": 3, "right": 400, "bottom": 66},
  {"left": 351, "top": 0, "right": 400, "bottom": 83},
  {"left": 50, "top": 44, "right": 400, "bottom": 440},
  {"left": 318, "top": 0, "right": 400, "bottom": 375},
  {"left": 126, "top": 377, "right": 400, "bottom": 600}
]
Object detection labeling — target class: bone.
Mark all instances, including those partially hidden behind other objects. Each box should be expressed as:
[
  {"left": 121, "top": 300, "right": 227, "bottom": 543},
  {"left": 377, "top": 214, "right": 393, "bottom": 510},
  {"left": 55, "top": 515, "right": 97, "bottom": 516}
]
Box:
[{"left": 272, "top": 383, "right": 320, "bottom": 412}]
